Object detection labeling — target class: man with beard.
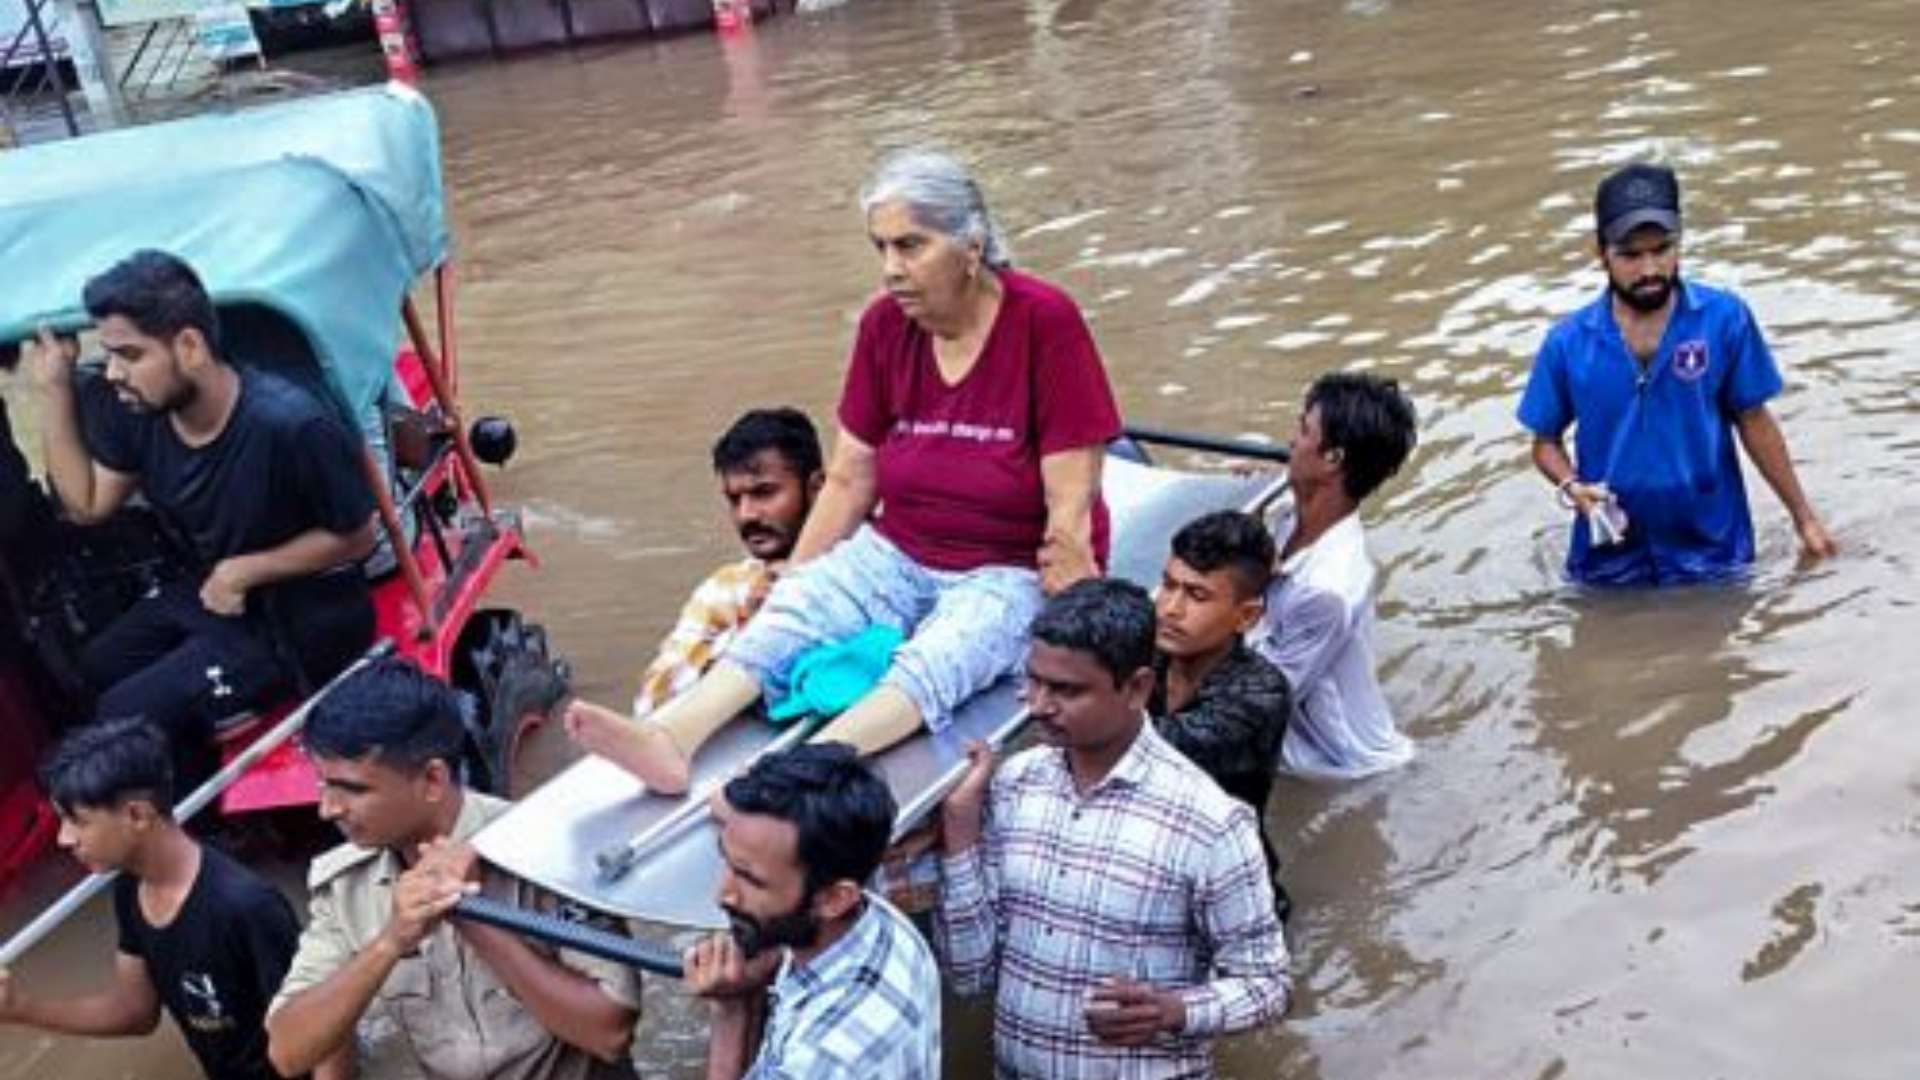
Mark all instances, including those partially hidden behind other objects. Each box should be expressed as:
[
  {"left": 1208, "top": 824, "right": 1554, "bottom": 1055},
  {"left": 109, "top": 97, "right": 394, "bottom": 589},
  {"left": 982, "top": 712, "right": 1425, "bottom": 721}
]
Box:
[
  {"left": 938, "top": 579, "right": 1289, "bottom": 1078},
  {"left": 1518, "top": 162, "right": 1835, "bottom": 586},
  {"left": 23, "top": 250, "right": 375, "bottom": 754},
  {"left": 266, "top": 658, "right": 642, "bottom": 1080},
  {"left": 569, "top": 408, "right": 822, "bottom": 729},
  {"left": 683, "top": 742, "right": 940, "bottom": 1079}
]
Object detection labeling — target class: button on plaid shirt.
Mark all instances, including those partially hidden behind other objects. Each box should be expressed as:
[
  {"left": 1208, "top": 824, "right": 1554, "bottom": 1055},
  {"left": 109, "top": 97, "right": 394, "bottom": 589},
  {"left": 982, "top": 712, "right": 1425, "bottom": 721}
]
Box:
[
  {"left": 749, "top": 892, "right": 942, "bottom": 1079},
  {"left": 936, "top": 722, "right": 1290, "bottom": 1078}
]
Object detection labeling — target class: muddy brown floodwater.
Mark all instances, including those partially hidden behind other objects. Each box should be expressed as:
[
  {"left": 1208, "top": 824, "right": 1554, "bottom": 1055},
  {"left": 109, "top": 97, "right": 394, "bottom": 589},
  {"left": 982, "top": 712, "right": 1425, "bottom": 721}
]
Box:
[{"left": 4, "top": 0, "right": 1917, "bottom": 1076}]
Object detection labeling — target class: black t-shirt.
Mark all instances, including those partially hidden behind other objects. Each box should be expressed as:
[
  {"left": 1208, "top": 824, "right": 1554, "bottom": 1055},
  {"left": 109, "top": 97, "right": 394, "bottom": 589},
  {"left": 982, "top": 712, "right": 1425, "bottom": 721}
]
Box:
[
  {"left": 81, "top": 367, "right": 375, "bottom": 585},
  {"left": 113, "top": 846, "right": 300, "bottom": 1080}
]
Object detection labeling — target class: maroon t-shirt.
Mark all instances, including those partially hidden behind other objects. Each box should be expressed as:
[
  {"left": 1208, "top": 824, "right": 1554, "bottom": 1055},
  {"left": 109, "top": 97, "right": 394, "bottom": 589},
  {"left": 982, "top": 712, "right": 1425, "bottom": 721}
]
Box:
[{"left": 837, "top": 269, "right": 1122, "bottom": 572}]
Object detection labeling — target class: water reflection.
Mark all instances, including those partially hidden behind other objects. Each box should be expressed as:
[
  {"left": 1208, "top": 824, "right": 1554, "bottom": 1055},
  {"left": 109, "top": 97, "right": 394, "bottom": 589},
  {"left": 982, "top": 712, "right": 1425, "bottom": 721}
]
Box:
[{"left": 3, "top": 0, "right": 1917, "bottom": 1076}]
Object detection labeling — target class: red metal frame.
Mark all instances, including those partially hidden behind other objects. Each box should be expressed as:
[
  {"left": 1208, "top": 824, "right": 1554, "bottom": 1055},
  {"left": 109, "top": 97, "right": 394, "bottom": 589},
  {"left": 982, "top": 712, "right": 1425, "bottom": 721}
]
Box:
[{"left": 217, "top": 263, "right": 533, "bottom": 814}]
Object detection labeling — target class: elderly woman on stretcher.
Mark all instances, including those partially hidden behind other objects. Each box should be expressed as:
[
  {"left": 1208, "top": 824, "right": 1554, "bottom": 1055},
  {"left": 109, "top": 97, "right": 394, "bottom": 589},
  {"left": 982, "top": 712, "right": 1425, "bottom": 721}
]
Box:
[{"left": 565, "top": 149, "right": 1121, "bottom": 793}]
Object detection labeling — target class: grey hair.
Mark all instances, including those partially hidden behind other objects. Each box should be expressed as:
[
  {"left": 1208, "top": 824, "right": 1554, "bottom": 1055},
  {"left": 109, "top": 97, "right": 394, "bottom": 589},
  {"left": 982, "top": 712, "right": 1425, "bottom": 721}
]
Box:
[{"left": 858, "top": 149, "right": 1013, "bottom": 270}]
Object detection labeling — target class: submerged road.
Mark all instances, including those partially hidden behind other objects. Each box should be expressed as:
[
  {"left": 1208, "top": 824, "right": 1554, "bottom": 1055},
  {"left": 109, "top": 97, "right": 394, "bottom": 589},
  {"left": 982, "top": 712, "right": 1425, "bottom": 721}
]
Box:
[{"left": 2, "top": 0, "right": 1916, "bottom": 1075}]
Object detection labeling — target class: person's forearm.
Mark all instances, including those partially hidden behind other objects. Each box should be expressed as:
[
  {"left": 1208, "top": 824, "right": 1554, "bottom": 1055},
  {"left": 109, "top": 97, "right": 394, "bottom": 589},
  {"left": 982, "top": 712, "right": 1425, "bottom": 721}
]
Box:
[
  {"left": 1180, "top": 966, "right": 1291, "bottom": 1038},
  {"left": 1734, "top": 408, "right": 1819, "bottom": 524},
  {"left": 789, "top": 471, "right": 875, "bottom": 565},
  {"left": 267, "top": 935, "right": 402, "bottom": 1077},
  {"left": 933, "top": 847, "right": 998, "bottom": 995},
  {"left": 36, "top": 383, "right": 105, "bottom": 523},
  {"left": 703, "top": 998, "right": 765, "bottom": 1080},
  {"left": 1040, "top": 449, "right": 1100, "bottom": 555},
  {"left": 227, "top": 522, "right": 377, "bottom": 589},
  {"left": 1530, "top": 437, "right": 1577, "bottom": 487},
  {"left": 458, "top": 923, "right": 635, "bottom": 1062},
  {"left": 2, "top": 990, "right": 156, "bottom": 1037}
]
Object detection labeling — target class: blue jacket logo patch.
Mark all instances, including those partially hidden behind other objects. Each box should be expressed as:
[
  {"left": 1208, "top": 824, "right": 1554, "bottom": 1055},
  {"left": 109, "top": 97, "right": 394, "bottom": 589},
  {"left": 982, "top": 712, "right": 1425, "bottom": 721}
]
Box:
[{"left": 1673, "top": 339, "right": 1709, "bottom": 381}]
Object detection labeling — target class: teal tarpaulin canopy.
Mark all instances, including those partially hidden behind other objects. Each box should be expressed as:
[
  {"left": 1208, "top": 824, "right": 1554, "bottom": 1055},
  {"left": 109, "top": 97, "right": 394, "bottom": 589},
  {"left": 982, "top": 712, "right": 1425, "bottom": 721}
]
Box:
[{"left": 0, "top": 83, "right": 447, "bottom": 423}]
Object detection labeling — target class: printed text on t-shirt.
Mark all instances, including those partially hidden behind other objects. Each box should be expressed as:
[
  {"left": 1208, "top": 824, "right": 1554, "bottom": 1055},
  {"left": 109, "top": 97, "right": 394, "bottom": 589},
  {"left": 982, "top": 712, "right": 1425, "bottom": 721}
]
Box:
[{"left": 893, "top": 418, "right": 1017, "bottom": 443}]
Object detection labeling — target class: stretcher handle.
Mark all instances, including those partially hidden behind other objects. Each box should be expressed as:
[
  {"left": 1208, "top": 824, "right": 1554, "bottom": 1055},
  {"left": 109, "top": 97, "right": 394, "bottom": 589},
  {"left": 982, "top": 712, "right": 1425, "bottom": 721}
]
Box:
[
  {"left": 451, "top": 894, "right": 686, "bottom": 978},
  {"left": 1122, "top": 425, "right": 1291, "bottom": 464}
]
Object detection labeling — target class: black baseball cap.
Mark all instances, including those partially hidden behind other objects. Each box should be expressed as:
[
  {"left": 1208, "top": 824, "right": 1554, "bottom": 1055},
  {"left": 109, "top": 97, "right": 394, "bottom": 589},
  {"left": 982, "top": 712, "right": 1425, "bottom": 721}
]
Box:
[{"left": 1595, "top": 163, "right": 1681, "bottom": 247}]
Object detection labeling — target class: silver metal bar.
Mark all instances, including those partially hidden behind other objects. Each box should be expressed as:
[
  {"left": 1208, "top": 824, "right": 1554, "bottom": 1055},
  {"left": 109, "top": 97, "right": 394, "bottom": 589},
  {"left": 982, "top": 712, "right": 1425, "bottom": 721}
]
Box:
[
  {"left": 0, "top": 641, "right": 395, "bottom": 968},
  {"left": 591, "top": 715, "right": 820, "bottom": 883}
]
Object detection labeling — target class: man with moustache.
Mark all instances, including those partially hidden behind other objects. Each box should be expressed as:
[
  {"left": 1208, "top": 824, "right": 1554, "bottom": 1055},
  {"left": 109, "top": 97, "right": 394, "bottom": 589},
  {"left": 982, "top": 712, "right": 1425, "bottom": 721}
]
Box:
[
  {"left": 565, "top": 408, "right": 823, "bottom": 731},
  {"left": 937, "top": 579, "right": 1289, "bottom": 1078},
  {"left": 266, "top": 658, "right": 642, "bottom": 1080},
  {"left": 22, "top": 250, "right": 375, "bottom": 753},
  {"left": 683, "top": 742, "right": 940, "bottom": 1079},
  {"left": 1518, "top": 162, "right": 1836, "bottom": 586}
]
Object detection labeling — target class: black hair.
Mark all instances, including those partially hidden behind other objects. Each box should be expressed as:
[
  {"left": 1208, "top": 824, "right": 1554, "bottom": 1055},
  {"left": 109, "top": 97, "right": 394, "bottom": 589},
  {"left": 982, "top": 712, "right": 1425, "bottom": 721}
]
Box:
[
  {"left": 711, "top": 408, "right": 823, "bottom": 480},
  {"left": 1305, "top": 371, "right": 1419, "bottom": 502},
  {"left": 1170, "top": 510, "right": 1276, "bottom": 598},
  {"left": 1029, "top": 577, "right": 1157, "bottom": 688},
  {"left": 303, "top": 657, "right": 466, "bottom": 772},
  {"left": 722, "top": 742, "right": 896, "bottom": 897},
  {"left": 39, "top": 718, "right": 174, "bottom": 817},
  {"left": 81, "top": 250, "right": 223, "bottom": 356}
]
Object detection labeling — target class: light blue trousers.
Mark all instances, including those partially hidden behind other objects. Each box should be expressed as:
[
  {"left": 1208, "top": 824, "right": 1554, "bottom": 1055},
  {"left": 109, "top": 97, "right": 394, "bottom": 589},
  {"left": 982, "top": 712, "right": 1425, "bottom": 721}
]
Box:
[{"left": 725, "top": 526, "right": 1043, "bottom": 730}]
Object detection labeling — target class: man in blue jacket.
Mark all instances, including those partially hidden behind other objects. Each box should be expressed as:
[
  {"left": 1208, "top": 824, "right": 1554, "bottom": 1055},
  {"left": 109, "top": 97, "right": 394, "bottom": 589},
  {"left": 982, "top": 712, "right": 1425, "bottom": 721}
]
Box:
[{"left": 1518, "top": 162, "right": 1835, "bottom": 586}]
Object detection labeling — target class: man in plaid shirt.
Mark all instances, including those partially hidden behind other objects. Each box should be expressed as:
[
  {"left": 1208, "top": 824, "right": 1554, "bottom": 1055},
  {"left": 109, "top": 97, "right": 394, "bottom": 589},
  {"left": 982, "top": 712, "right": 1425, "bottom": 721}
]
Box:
[
  {"left": 937, "top": 578, "right": 1291, "bottom": 1078},
  {"left": 562, "top": 409, "right": 822, "bottom": 737},
  {"left": 630, "top": 408, "right": 823, "bottom": 719},
  {"left": 685, "top": 743, "right": 940, "bottom": 1079}
]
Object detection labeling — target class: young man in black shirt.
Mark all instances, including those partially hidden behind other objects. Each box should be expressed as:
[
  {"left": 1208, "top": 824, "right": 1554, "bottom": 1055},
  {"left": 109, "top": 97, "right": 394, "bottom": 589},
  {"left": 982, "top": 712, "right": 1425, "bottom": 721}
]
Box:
[
  {"left": 1150, "top": 510, "right": 1294, "bottom": 917},
  {"left": 0, "top": 718, "right": 311, "bottom": 1080},
  {"left": 22, "top": 250, "right": 376, "bottom": 752}
]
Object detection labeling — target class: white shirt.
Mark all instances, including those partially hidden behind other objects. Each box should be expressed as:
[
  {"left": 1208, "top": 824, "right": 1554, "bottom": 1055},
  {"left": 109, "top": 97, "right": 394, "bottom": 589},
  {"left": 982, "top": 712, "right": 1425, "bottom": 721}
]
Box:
[{"left": 1249, "top": 510, "right": 1413, "bottom": 779}]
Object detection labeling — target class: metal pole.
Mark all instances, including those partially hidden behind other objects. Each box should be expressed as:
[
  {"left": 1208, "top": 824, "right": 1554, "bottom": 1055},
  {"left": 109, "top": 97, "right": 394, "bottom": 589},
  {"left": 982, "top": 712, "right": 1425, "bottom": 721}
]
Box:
[
  {"left": 0, "top": 641, "right": 395, "bottom": 968},
  {"left": 591, "top": 716, "right": 821, "bottom": 883},
  {"left": 20, "top": 0, "right": 77, "bottom": 136},
  {"left": 1121, "top": 424, "right": 1291, "bottom": 465},
  {"left": 451, "top": 895, "right": 685, "bottom": 978},
  {"left": 54, "top": 0, "right": 125, "bottom": 127}
]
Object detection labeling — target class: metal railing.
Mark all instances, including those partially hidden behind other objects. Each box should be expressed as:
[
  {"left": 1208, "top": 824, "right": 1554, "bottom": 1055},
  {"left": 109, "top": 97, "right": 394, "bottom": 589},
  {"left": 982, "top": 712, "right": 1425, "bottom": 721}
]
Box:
[
  {"left": 1, "top": 0, "right": 80, "bottom": 142},
  {"left": 117, "top": 15, "right": 198, "bottom": 101}
]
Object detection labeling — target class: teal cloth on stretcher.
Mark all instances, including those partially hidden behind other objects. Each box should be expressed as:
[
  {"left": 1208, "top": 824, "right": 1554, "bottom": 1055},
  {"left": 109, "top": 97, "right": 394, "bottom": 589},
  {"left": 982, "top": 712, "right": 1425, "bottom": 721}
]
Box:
[{"left": 766, "top": 625, "right": 906, "bottom": 725}]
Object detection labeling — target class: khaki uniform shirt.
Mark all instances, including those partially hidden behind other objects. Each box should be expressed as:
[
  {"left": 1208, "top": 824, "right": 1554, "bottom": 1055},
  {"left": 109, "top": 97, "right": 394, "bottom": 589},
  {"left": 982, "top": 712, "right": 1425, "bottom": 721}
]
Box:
[{"left": 269, "top": 793, "right": 642, "bottom": 1080}]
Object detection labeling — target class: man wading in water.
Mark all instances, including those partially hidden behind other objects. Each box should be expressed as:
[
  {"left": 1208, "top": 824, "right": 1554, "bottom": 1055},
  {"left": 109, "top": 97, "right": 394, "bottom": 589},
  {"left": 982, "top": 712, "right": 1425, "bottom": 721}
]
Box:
[{"left": 1517, "top": 162, "right": 1836, "bottom": 585}]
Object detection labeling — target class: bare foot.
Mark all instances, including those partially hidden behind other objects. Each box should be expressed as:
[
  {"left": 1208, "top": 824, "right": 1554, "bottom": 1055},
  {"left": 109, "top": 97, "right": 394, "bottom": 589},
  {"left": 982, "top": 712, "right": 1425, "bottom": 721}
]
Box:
[{"left": 561, "top": 700, "right": 692, "bottom": 794}]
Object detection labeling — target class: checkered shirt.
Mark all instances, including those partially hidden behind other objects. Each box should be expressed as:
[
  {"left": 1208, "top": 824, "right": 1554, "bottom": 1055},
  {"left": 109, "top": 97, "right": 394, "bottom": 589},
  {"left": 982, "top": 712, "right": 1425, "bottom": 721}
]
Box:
[
  {"left": 748, "top": 892, "right": 942, "bottom": 1080},
  {"left": 632, "top": 557, "right": 772, "bottom": 719},
  {"left": 936, "top": 722, "right": 1291, "bottom": 1078}
]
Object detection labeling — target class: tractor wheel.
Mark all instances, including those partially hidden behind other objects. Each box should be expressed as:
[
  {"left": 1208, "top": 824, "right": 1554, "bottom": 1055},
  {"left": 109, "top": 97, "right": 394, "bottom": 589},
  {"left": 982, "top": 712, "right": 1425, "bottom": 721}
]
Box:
[{"left": 450, "top": 610, "right": 571, "bottom": 798}]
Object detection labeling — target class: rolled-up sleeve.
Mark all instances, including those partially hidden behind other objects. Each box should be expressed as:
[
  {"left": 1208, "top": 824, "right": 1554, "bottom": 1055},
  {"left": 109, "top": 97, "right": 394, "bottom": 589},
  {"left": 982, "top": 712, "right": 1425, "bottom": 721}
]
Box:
[
  {"left": 1516, "top": 332, "right": 1573, "bottom": 438},
  {"left": 1176, "top": 804, "right": 1290, "bottom": 1037}
]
